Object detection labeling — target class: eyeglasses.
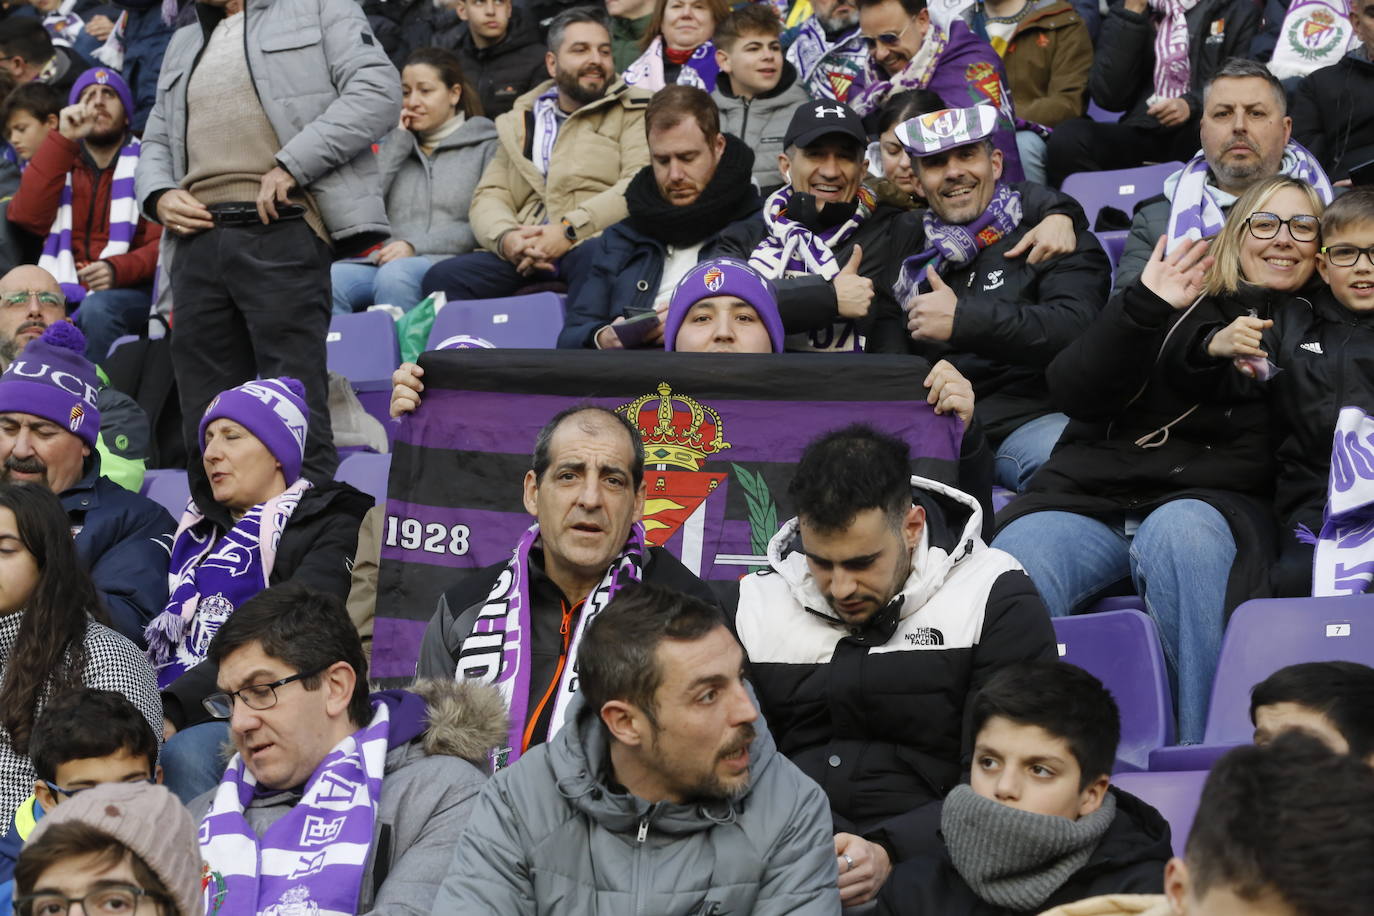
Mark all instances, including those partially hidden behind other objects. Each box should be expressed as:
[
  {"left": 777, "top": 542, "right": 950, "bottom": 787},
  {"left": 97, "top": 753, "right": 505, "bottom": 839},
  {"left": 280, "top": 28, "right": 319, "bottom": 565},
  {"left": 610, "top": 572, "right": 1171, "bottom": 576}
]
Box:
[
  {"left": 1, "top": 290, "right": 63, "bottom": 309},
  {"left": 14, "top": 884, "right": 168, "bottom": 916},
  {"left": 1245, "top": 211, "right": 1320, "bottom": 243},
  {"left": 42, "top": 777, "right": 155, "bottom": 800},
  {"left": 860, "top": 17, "right": 915, "bottom": 49},
  {"left": 202, "top": 667, "right": 324, "bottom": 719},
  {"left": 1321, "top": 244, "right": 1374, "bottom": 268}
]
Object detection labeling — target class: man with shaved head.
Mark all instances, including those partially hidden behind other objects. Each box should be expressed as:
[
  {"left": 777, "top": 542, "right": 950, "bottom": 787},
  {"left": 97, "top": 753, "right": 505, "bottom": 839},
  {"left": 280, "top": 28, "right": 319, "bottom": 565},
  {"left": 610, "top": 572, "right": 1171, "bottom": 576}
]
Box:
[{"left": 0, "top": 262, "right": 171, "bottom": 643}]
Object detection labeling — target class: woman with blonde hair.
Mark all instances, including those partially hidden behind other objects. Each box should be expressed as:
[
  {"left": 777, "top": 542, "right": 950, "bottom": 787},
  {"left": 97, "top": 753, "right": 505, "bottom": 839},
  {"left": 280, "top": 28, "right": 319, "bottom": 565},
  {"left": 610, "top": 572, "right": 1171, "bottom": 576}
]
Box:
[{"left": 993, "top": 175, "right": 1325, "bottom": 744}]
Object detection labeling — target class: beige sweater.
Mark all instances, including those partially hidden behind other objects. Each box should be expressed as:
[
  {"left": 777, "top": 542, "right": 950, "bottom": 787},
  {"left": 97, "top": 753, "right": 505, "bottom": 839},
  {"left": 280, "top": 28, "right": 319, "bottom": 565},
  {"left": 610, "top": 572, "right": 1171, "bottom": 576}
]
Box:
[{"left": 182, "top": 11, "right": 325, "bottom": 239}]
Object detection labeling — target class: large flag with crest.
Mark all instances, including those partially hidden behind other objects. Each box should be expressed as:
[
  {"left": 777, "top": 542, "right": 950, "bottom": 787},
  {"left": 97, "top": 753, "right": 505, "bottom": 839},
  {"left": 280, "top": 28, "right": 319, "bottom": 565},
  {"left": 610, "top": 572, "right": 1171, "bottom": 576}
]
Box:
[{"left": 371, "top": 349, "right": 963, "bottom": 683}]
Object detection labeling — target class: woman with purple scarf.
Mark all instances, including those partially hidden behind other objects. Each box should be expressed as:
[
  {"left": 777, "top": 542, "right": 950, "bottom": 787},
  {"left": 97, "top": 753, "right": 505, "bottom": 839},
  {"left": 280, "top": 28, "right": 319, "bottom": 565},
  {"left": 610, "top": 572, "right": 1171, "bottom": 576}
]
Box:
[
  {"left": 144, "top": 378, "right": 372, "bottom": 803},
  {"left": 623, "top": 0, "right": 728, "bottom": 91}
]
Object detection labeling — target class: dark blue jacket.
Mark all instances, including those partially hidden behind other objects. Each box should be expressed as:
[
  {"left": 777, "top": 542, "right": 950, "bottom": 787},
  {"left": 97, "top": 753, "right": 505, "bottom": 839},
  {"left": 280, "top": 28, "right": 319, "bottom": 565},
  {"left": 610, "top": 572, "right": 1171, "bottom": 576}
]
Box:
[
  {"left": 556, "top": 213, "right": 761, "bottom": 349},
  {"left": 73, "top": 6, "right": 173, "bottom": 132},
  {"left": 64, "top": 460, "right": 175, "bottom": 646}
]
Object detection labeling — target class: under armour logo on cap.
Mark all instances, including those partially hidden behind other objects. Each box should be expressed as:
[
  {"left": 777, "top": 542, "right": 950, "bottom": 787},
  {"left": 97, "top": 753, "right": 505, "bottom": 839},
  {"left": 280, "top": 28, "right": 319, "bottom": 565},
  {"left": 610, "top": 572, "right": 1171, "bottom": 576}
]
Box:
[
  {"left": 814, "top": 104, "right": 846, "bottom": 118},
  {"left": 785, "top": 99, "right": 867, "bottom": 150}
]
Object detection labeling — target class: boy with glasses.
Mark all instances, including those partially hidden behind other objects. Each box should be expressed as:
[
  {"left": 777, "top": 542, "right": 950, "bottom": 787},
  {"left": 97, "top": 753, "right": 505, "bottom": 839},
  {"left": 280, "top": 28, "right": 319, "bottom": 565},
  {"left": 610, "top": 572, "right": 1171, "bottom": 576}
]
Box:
[
  {"left": 191, "top": 583, "right": 506, "bottom": 915},
  {"left": 1196, "top": 188, "right": 1374, "bottom": 597},
  {"left": 0, "top": 689, "right": 160, "bottom": 900}
]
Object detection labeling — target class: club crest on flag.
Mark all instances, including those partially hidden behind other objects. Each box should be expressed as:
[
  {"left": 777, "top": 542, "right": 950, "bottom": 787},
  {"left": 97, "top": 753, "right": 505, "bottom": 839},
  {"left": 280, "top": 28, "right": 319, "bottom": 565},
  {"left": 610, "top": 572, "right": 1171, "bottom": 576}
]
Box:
[
  {"left": 966, "top": 61, "right": 1003, "bottom": 108},
  {"left": 618, "top": 382, "right": 731, "bottom": 547},
  {"left": 1288, "top": 7, "right": 1347, "bottom": 59}
]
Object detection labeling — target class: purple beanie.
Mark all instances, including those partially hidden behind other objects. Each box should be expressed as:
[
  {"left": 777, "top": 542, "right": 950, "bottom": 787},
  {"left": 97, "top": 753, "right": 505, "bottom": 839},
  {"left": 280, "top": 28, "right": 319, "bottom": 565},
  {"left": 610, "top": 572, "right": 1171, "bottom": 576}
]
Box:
[
  {"left": 663, "top": 258, "right": 785, "bottom": 352},
  {"left": 199, "top": 378, "right": 309, "bottom": 484},
  {"left": 69, "top": 67, "right": 135, "bottom": 123},
  {"left": 0, "top": 321, "right": 100, "bottom": 448}
]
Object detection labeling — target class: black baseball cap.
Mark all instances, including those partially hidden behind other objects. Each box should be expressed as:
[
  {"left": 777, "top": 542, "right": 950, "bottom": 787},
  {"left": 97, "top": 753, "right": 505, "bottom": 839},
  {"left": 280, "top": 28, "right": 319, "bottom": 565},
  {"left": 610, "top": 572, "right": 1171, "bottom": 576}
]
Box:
[{"left": 783, "top": 100, "right": 867, "bottom": 150}]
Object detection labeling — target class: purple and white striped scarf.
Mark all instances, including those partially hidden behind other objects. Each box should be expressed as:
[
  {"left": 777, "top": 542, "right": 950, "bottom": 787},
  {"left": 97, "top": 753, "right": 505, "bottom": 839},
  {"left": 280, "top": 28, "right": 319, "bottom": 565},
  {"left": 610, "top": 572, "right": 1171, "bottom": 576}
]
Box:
[
  {"left": 38, "top": 135, "right": 141, "bottom": 303},
  {"left": 623, "top": 37, "right": 721, "bottom": 92},
  {"left": 198, "top": 700, "right": 393, "bottom": 916},
  {"left": 1149, "top": 0, "right": 1202, "bottom": 101},
  {"left": 1312, "top": 406, "right": 1374, "bottom": 596},
  {"left": 530, "top": 87, "right": 561, "bottom": 177},
  {"left": 894, "top": 181, "right": 1023, "bottom": 306},
  {"left": 750, "top": 185, "right": 877, "bottom": 352},
  {"left": 1163, "top": 140, "right": 1333, "bottom": 253},
  {"left": 454, "top": 522, "right": 645, "bottom": 769},
  {"left": 145, "top": 479, "right": 312, "bottom": 688}
]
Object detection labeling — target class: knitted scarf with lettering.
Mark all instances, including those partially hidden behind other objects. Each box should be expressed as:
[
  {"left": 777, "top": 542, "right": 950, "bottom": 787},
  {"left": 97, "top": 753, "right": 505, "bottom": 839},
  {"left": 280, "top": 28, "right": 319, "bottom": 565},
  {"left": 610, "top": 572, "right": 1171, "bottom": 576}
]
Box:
[
  {"left": 1149, "top": 0, "right": 1202, "bottom": 100},
  {"left": 1312, "top": 406, "right": 1374, "bottom": 596},
  {"left": 624, "top": 37, "right": 721, "bottom": 92},
  {"left": 38, "top": 135, "right": 141, "bottom": 303},
  {"left": 454, "top": 522, "right": 645, "bottom": 768},
  {"left": 894, "top": 182, "right": 1023, "bottom": 305}
]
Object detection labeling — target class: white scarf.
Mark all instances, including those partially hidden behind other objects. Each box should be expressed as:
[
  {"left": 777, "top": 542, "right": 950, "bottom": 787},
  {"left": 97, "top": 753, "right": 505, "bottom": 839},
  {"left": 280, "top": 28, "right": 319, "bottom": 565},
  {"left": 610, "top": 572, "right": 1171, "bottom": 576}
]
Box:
[{"left": 530, "top": 88, "right": 561, "bottom": 177}]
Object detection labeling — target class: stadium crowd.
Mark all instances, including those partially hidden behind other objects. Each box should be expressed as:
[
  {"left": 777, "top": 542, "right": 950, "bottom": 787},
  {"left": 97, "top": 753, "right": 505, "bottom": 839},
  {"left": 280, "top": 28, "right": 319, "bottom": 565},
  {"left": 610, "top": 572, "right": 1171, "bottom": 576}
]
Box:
[{"left": 0, "top": 0, "right": 1369, "bottom": 909}]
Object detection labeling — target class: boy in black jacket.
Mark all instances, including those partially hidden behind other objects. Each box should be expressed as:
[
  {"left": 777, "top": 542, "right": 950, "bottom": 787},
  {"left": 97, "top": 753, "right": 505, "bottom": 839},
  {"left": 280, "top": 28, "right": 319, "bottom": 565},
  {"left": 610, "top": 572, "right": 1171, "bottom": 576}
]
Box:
[{"left": 876, "top": 661, "right": 1171, "bottom": 916}]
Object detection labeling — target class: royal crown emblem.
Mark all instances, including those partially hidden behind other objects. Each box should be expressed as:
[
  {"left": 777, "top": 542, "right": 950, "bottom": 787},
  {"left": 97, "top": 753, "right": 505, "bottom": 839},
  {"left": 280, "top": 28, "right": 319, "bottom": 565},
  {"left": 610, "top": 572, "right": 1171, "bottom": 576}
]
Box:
[{"left": 620, "top": 382, "right": 731, "bottom": 471}]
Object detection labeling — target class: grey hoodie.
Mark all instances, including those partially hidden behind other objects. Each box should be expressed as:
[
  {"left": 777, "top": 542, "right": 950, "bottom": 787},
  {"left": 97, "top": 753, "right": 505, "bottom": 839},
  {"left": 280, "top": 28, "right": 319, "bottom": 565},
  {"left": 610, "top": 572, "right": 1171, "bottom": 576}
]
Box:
[
  {"left": 376, "top": 117, "right": 499, "bottom": 262},
  {"left": 433, "top": 692, "right": 842, "bottom": 915}
]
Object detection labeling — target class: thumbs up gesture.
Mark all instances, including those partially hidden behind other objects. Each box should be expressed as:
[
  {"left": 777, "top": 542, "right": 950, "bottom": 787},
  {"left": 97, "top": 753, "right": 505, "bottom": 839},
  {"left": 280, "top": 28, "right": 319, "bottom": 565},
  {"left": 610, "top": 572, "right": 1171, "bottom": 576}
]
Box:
[
  {"left": 833, "top": 244, "right": 874, "bottom": 320},
  {"left": 907, "top": 270, "right": 958, "bottom": 342}
]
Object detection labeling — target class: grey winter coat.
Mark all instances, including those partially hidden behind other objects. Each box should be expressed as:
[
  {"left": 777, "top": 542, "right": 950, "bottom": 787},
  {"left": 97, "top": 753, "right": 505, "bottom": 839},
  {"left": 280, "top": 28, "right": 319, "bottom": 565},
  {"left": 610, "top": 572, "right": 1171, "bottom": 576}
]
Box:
[
  {"left": 1114, "top": 196, "right": 1170, "bottom": 291},
  {"left": 377, "top": 117, "right": 499, "bottom": 262},
  {"left": 188, "top": 680, "right": 506, "bottom": 916},
  {"left": 135, "top": 0, "right": 402, "bottom": 243},
  {"left": 432, "top": 693, "right": 843, "bottom": 915},
  {"left": 712, "top": 65, "right": 810, "bottom": 195}
]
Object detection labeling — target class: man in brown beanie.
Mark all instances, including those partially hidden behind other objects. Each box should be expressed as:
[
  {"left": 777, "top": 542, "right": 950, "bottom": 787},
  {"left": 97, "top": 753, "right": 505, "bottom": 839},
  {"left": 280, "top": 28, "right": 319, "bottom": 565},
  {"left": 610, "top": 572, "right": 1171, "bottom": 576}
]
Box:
[{"left": 13, "top": 781, "right": 206, "bottom": 916}]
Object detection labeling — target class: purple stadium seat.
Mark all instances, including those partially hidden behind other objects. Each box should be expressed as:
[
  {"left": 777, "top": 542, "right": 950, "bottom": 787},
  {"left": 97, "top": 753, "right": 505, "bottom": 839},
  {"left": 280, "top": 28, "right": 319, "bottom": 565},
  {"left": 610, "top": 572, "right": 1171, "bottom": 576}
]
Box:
[
  {"left": 1150, "top": 595, "right": 1374, "bottom": 770},
  {"left": 1087, "top": 595, "right": 1145, "bottom": 613},
  {"left": 336, "top": 451, "right": 391, "bottom": 506},
  {"left": 1111, "top": 769, "right": 1208, "bottom": 857},
  {"left": 1053, "top": 609, "right": 1175, "bottom": 771},
  {"left": 991, "top": 486, "right": 1016, "bottom": 513},
  {"left": 425, "top": 293, "right": 564, "bottom": 351},
  {"left": 1087, "top": 99, "right": 1122, "bottom": 123},
  {"left": 1063, "top": 162, "right": 1183, "bottom": 231},
  {"left": 328, "top": 310, "right": 400, "bottom": 433},
  {"left": 1096, "top": 230, "right": 1127, "bottom": 274},
  {"left": 143, "top": 468, "right": 190, "bottom": 518}
]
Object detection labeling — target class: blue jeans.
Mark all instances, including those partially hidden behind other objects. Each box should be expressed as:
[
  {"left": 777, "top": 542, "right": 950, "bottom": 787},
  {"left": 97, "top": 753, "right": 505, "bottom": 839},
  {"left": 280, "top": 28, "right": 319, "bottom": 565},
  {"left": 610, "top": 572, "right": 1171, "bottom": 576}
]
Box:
[
  {"left": 994, "top": 412, "right": 1069, "bottom": 492},
  {"left": 992, "top": 500, "right": 1235, "bottom": 743},
  {"left": 75, "top": 288, "right": 152, "bottom": 362},
  {"left": 330, "top": 257, "right": 432, "bottom": 314},
  {"left": 160, "top": 721, "right": 231, "bottom": 804},
  {"left": 1015, "top": 130, "right": 1048, "bottom": 186}
]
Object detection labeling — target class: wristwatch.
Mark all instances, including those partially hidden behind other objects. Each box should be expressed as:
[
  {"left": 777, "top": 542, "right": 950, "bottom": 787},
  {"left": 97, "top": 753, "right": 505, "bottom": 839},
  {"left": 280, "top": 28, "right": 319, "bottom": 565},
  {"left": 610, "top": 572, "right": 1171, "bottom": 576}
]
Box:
[{"left": 560, "top": 217, "right": 577, "bottom": 242}]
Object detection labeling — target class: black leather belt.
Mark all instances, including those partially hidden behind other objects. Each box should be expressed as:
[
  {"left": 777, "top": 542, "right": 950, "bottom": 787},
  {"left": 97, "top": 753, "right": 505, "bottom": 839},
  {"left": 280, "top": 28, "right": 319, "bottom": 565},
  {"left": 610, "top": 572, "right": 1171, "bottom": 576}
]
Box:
[{"left": 208, "top": 201, "right": 305, "bottom": 226}]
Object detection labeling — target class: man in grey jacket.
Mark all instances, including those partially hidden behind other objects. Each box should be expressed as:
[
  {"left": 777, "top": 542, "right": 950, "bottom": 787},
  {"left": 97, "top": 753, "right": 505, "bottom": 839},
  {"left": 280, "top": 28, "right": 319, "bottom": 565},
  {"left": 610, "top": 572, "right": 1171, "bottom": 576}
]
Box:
[
  {"left": 134, "top": 0, "right": 399, "bottom": 512},
  {"left": 434, "top": 581, "right": 842, "bottom": 915},
  {"left": 191, "top": 584, "right": 505, "bottom": 916}
]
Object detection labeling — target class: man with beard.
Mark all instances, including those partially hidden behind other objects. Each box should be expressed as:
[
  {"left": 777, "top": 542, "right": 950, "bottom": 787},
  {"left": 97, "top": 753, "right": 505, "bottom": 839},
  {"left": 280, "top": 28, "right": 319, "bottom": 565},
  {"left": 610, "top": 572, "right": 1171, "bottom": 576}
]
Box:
[
  {"left": 783, "top": 0, "right": 872, "bottom": 105},
  {"left": 424, "top": 7, "right": 652, "bottom": 302},
  {"left": 733, "top": 424, "right": 1054, "bottom": 907},
  {"left": 873, "top": 106, "right": 1108, "bottom": 493},
  {"left": 8, "top": 69, "right": 161, "bottom": 363},
  {"left": 1114, "top": 59, "right": 1333, "bottom": 290},
  {"left": 556, "top": 85, "right": 762, "bottom": 349},
  {"left": 432, "top": 582, "right": 841, "bottom": 914},
  {"left": 0, "top": 319, "right": 172, "bottom": 645},
  {"left": 0, "top": 264, "right": 153, "bottom": 494}
]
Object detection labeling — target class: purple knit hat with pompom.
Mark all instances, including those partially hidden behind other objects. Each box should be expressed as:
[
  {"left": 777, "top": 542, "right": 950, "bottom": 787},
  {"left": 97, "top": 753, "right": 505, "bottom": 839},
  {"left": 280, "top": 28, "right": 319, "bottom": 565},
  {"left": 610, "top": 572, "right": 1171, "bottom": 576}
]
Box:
[
  {"left": 199, "top": 377, "right": 310, "bottom": 484},
  {"left": 0, "top": 321, "right": 100, "bottom": 448}
]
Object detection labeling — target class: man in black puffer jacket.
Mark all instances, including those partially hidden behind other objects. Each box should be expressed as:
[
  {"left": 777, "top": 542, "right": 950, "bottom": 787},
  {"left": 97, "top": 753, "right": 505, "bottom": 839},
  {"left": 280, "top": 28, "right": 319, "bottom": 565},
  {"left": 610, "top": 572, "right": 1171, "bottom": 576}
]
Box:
[
  {"left": 450, "top": 1, "right": 549, "bottom": 119},
  {"left": 1292, "top": 40, "right": 1374, "bottom": 182},
  {"left": 557, "top": 85, "right": 762, "bottom": 350},
  {"left": 877, "top": 662, "right": 1171, "bottom": 916}
]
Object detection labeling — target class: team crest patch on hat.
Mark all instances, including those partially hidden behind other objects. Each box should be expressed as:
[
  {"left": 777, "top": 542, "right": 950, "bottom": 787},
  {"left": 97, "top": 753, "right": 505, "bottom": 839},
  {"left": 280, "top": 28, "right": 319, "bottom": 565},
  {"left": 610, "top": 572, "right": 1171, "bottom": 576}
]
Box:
[
  {"left": 69, "top": 404, "right": 83, "bottom": 431},
  {"left": 703, "top": 266, "right": 725, "bottom": 291},
  {"left": 94, "top": 69, "right": 110, "bottom": 82},
  {"left": 896, "top": 105, "right": 1000, "bottom": 157}
]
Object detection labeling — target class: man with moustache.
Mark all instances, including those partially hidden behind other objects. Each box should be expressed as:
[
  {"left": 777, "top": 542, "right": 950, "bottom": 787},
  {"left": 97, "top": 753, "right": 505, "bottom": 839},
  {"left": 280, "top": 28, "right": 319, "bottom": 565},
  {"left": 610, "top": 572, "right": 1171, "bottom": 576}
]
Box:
[
  {"left": 0, "top": 318, "right": 172, "bottom": 645},
  {"left": 424, "top": 7, "right": 653, "bottom": 301},
  {"left": 783, "top": 0, "right": 873, "bottom": 104},
  {"left": 432, "top": 582, "right": 842, "bottom": 914},
  {"left": 8, "top": 68, "right": 161, "bottom": 363}
]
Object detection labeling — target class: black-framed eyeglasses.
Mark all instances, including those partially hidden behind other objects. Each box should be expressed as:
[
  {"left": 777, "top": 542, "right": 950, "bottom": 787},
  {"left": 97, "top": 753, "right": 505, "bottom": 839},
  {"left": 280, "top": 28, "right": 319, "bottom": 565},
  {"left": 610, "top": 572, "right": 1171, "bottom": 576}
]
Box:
[
  {"left": 860, "top": 17, "right": 915, "bottom": 49},
  {"left": 1245, "top": 211, "right": 1320, "bottom": 243},
  {"left": 13, "top": 884, "right": 168, "bottom": 916},
  {"left": 202, "top": 667, "right": 324, "bottom": 719},
  {"left": 42, "top": 777, "right": 155, "bottom": 800},
  {"left": 1321, "top": 244, "right": 1374, "bottom": 268}
]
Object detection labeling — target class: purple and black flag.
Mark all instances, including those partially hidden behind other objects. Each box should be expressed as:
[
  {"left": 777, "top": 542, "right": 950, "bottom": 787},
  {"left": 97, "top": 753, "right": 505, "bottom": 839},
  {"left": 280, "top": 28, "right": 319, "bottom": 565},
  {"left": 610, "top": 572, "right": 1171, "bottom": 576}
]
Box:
[{"left": 371, "top": 349, "right": 963, "bottom": 683}]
